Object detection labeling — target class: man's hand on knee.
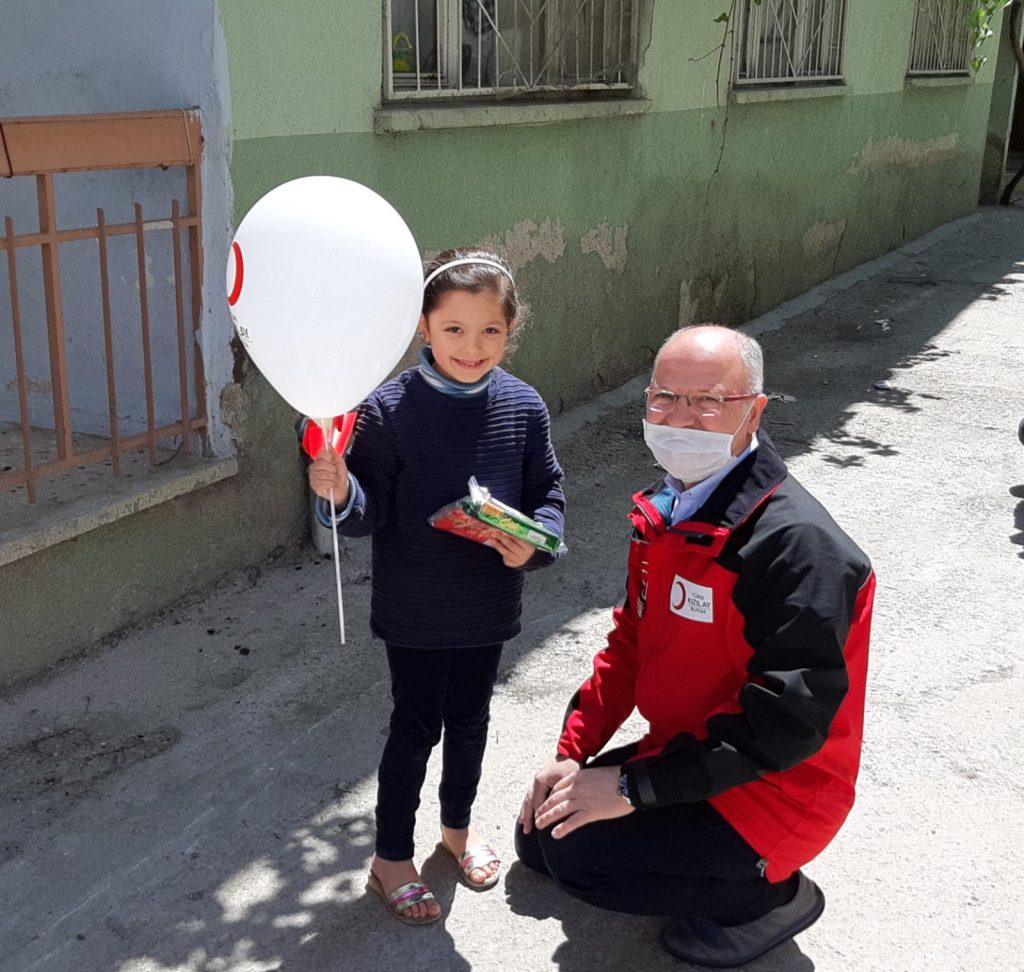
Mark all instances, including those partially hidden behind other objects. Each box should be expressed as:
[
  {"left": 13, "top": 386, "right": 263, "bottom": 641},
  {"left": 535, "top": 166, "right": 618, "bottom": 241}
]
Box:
[
  {"left": 534, "top": 765, "right": 635, "bottom": 839},
  {"left": 519, "top": 756, "right": 580, "bottom": 834}
]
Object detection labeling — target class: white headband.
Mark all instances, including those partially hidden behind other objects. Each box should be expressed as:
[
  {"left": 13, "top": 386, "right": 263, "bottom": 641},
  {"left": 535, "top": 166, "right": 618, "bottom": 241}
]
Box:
[{"left": 422, "top": 257, "right": 515, "bottom": 290}]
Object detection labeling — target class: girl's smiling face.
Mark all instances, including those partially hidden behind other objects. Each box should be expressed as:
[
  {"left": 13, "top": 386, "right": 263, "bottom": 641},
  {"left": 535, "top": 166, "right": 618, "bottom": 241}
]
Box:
[{"left": 420, "top": 288, "right": 513, "bottom": 383}]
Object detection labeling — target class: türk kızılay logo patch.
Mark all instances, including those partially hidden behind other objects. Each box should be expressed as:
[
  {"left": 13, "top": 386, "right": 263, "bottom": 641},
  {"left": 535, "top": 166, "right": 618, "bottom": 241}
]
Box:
[{"left": 669, "top": 575, "right": 714, "bottom": 624}]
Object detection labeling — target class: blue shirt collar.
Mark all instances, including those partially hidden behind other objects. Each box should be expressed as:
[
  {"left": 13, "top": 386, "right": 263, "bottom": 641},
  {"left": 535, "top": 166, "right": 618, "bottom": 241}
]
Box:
[{"left": 666, "top": 434, "right": 759, "bottom": 525}]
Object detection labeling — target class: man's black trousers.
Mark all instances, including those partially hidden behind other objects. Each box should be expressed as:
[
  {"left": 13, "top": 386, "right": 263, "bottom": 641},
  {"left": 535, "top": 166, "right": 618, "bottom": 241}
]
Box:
[{"left": 514, "top": 745, "right": 797, "bottom": 923}]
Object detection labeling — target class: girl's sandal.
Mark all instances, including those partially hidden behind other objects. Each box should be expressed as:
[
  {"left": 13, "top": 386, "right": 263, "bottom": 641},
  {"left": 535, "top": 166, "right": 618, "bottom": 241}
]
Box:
[
  {"left": 441, "top": 840, "right": 502, "bottom": 891},
  {"left": 366, "top": 871, "right": 442, "bottom": 925}
]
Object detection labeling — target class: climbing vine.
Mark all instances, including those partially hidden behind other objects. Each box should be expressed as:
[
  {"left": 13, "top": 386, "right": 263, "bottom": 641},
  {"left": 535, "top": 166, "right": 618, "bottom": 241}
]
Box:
[{"left": 969, "top": 0, "right": 1014, "bottom": 71}]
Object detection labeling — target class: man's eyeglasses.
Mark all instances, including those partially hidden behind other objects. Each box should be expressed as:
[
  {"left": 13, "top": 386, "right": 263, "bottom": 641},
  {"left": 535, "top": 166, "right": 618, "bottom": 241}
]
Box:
[{"left": 643, "top": 385, "right": 759, "bottom": 417}]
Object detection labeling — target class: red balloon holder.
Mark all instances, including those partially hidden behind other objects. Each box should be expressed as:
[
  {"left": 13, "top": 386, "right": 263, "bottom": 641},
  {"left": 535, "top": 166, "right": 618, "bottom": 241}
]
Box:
[
  {"left": 301, "top": 412, "right": 358, "bottom": 459},
  {"left": 301, "top": 411, "right": 357, "bottom": 647}
]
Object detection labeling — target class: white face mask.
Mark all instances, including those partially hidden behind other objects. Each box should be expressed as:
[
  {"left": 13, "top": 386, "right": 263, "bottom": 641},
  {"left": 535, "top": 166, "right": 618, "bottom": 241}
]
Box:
[{"left": 642, "top": 403, "right": 754, "bottom": 485}]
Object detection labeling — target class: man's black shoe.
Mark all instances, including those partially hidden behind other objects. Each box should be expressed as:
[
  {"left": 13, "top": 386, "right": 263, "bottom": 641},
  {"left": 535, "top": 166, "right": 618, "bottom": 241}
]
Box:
[{"left": 660, "top": 872, "right": 825, "bottom": 968}]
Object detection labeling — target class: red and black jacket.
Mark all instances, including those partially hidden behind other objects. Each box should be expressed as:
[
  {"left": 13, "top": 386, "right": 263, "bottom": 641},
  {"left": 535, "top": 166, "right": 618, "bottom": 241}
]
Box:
[{"left": 557, "top": 434, "right": 874, "bottom": 882}]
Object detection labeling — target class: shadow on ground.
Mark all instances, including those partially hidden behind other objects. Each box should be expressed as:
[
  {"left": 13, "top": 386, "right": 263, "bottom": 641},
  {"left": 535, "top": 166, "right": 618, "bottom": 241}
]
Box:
[{"left": 2, "top": 209, "right": 1023, "bottom": 971}]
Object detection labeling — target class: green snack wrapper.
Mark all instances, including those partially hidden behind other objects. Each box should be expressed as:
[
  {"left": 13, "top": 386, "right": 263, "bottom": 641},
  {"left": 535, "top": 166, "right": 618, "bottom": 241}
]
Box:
[{"left": 429, "top": 477, "right": 566, "bottom": 555}]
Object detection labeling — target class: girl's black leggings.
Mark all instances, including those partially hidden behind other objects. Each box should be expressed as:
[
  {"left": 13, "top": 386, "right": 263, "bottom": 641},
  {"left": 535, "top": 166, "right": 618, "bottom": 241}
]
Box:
[{"left": 375, "top": 642, "right": 502, "bottom": 861}]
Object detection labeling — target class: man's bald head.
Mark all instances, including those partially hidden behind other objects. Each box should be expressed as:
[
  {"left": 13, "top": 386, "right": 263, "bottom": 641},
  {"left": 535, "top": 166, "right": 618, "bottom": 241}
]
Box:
[{"left": 654, "top": 325, "right": 763, "bottom": 396}]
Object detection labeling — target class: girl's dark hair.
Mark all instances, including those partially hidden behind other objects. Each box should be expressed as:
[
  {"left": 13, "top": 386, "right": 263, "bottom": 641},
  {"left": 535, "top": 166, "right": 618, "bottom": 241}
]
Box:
[{"left": 421, "top": 248, "right": 519, "bottom": 325}]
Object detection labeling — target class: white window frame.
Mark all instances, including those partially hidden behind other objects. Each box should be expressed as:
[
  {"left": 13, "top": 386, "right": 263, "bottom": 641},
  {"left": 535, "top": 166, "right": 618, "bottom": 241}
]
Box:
[
  {"left": 383, "top": 0, "right": 640, "bottom": 101},
  {"left": 907, "top": 0, "right": 973, "bottom": 76},
  {"left": 733, "top": 0, "right": 849, "bottom": 87}
]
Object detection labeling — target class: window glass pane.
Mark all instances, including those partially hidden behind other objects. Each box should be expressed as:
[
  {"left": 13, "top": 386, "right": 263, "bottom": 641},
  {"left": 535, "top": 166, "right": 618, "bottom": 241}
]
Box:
[{"left": 390, "top": 0, "right": 440, "bottom": 86}]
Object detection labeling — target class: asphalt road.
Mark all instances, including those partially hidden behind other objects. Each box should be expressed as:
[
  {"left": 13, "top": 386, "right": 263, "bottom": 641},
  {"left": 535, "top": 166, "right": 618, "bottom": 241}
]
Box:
[{"left": 1, "top": 206, "right": 1022, "bottom": 972}]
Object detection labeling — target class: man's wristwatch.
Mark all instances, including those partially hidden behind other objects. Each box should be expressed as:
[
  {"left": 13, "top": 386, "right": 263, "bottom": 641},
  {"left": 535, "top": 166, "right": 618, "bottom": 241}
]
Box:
[{"left": 617, "top": 770, "right": 633, "bottom": 806}]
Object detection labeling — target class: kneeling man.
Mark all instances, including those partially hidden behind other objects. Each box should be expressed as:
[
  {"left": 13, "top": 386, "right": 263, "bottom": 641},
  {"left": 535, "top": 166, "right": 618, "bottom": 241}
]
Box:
[{"left": 517, "top": 325, "right": 874, "bottom": 967}]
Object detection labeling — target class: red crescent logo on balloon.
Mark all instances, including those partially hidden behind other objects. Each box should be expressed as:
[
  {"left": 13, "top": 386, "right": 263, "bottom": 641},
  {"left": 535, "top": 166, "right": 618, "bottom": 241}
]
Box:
[{"left": 228, "top": 241, "right": 244, "bottom": 306}]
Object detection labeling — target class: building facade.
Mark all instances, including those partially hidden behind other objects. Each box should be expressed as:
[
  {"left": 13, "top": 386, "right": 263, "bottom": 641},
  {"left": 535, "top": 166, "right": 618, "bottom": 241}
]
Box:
[{"left": 0, "top": 0, "right": 1018, "bottom": 680}]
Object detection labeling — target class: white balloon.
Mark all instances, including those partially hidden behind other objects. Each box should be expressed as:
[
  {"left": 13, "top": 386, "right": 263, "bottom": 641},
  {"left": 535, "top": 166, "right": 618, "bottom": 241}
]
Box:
[{"left": 226, "top": 176, "right": 422, "bottom": 420}]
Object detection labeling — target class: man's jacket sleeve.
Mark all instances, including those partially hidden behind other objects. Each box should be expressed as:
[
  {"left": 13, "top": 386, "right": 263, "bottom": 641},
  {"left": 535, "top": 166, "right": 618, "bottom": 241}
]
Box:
[{"left": 557, "top": 593, "right": 641, "bottom": 763}]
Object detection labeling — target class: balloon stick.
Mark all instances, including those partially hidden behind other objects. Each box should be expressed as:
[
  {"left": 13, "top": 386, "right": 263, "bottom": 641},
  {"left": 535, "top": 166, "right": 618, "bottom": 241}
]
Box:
[
  {"left": 328, "top": 487, "right": 345, "bottom": 646},
  {"left": 317, "top": 417, "right": 346, "bottom": 646}
]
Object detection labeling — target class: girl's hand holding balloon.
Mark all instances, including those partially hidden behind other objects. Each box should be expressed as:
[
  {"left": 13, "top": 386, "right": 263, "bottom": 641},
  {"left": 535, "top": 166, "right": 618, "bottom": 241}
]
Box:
[
  {"left": 308, "top": 449, "right": 351, "bottom": 506},
  {"left": 483, "top": 528, "right": 535, "bottom": 568}
]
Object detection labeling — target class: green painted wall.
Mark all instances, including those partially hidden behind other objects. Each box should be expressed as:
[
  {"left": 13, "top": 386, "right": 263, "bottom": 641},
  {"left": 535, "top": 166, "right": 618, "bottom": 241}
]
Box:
[
  {"left": 225, "top": 0, "right": 381, "bottom": 138},
  {"left": 0, "top": 374, "right": 305, "bottom": 683},
  {"left": 221, "top": 2, "right": 999, "bottom": 409},
  {"left": 0, "top": 1, "right": 1006, "bottom": 683},
  {"left": 980, "top": 6, "right": 1022, "bottom": 202}
]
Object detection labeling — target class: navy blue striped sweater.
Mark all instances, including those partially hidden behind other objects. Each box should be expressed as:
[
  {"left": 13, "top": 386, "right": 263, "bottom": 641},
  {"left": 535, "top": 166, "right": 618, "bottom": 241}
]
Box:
[{"left": 318, "top": 366, "right": 565, "bottom": 648}]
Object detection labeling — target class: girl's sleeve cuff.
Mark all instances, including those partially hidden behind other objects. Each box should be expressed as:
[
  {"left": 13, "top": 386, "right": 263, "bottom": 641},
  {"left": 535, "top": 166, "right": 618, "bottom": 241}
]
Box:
[{"left": 314, "top": 474, "right": 357, "bottom": 527}]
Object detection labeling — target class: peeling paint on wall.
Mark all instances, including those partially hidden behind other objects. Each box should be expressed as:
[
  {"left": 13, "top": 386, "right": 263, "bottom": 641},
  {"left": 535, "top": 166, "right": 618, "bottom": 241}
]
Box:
[
  {"left": 480, "top": 218, "right": 566, "bottom": 272},
  {"left": 678, "top": 276, "right": 727, "bottom": 327},
  {"left": 802, "top": 219, "right": 847, "bottom": 259},
  {"left": 678, "top": 263, "right": 760, "bottom": 329},
  {"left": 848, "top": 134, "right": 959, "bottom": 175},
  {"left": 712, "top": 273, "right": 730, "bottom": 311},
  {"left": 581, "top": 223, "right": 629, "bottom": 272},
  {"left": 678, "top": 279, "right": 696, "bottom": 328},
  {"left": 219, "top": 381, "right": 247, "bottom": 442},
  {"left": 5, "top": 377, "right": 52, "bottom": 394}
]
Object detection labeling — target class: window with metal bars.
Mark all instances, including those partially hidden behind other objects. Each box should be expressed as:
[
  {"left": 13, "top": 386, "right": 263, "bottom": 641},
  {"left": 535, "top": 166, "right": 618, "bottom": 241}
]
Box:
[
  {"left": 734, "top": 0, "right": 848, "bottom": 86},
  {"left": 384, "top": 0, "right": 639, "bottom": 100},
  {"left": 907, "top": 0, "right": 973, "bottom": 75}
]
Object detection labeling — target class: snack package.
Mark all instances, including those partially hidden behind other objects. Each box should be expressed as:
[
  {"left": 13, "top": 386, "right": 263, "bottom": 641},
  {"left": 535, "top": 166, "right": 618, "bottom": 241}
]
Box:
[{"left": 429, "top": 477, "right": 566, "bottom": 555}]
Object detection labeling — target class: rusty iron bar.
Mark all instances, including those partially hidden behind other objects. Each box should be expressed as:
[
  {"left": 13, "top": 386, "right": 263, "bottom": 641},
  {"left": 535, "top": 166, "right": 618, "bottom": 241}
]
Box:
[
  {"left": 35, "top": 172, "right": 73, "bottom": 461},
  {"left": 185, "top": 147, "right": 207, "bottom": 430},
  {"left": 96, "top": 208, "right": 121, "bottom": 476},
  {"left": 0, "top": 416, "right": 211, "bottom": 490},
  {"left": 0, "top": 215, "right": 200, "bottom": 252},
  {"left": 133, "top": 202, "right": 158, "bottom": 464},
  {"left": 170, "top": 199, "right": 191, "bottom": 455},
  {"left": 4, "top": 215, "right": 37, "bottom": 502}
]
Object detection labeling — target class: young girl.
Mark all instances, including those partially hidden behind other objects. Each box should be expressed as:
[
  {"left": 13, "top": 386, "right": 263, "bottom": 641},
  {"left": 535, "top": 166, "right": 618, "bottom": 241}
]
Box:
[{"left": 308, "top": 248, "right": 565, "bottom": 925}]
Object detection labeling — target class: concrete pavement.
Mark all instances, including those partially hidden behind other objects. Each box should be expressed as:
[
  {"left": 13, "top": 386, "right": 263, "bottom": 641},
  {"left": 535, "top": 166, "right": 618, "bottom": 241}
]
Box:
[{"left": 2, "top": 205, "right": 1023, "bottom": 972}]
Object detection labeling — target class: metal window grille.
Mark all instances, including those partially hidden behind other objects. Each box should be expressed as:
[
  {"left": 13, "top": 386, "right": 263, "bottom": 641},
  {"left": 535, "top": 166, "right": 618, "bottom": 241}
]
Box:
[
  {"left": 734, "top": 0, "right": 848, "bottom": 86},
  {"left": 908, "top": 0, "right": 973, "bottom": 75},
  {"left": 0, "top": 111, "right": 207, "bottom": 504},
  {"left": 384, "top": 0, "right": 639, "bottom": 99}
]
